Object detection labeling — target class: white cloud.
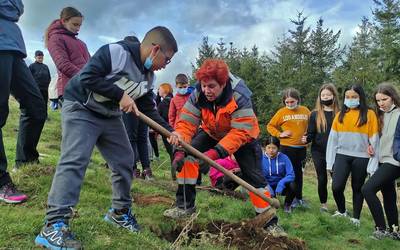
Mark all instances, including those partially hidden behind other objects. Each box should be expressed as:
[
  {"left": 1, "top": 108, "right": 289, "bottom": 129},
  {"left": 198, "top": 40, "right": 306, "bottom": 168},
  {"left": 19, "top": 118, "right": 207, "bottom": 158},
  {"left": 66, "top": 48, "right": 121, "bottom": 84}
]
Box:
[{"left": 18, "top": 0, "right": 374, "bottom": 85}]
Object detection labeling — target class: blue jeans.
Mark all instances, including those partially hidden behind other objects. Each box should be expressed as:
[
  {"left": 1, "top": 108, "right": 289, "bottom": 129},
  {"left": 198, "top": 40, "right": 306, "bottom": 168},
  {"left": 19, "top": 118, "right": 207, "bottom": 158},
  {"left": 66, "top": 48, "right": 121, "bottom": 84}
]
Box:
[{"left": 46, "top": 100, "right": 134, "bottom": 223}]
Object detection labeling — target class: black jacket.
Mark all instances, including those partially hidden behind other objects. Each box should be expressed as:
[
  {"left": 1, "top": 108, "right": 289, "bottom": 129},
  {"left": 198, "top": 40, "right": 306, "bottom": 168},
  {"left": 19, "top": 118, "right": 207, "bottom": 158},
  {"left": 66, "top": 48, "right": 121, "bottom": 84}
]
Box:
[
  {"left": 157, "top": 94, "right": 173, "bottom": 123},
  {"left": 306, "top": 110, "right": 335, "bottom": 153},
  {"left": 29, "top": 62, "right": 51, "bottom": 89}
]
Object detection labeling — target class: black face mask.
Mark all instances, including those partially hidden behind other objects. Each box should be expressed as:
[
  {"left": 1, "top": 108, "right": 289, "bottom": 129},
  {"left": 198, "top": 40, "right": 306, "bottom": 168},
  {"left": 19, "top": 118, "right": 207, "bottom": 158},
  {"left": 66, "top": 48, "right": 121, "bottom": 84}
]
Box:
[{"left": 320, "top": 99, "right": 334, "bottom": 106}]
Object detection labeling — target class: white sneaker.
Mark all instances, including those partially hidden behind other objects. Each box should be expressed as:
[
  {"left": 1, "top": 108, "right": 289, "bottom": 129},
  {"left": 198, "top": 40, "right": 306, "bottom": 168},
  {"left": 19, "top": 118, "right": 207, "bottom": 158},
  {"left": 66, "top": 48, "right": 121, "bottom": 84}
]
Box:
[
  {"left": 332, "top": 211, "right": 348, "bottom": 217},
  {"left": 350, "top": 218, "right": 360, "bottom": 227}
]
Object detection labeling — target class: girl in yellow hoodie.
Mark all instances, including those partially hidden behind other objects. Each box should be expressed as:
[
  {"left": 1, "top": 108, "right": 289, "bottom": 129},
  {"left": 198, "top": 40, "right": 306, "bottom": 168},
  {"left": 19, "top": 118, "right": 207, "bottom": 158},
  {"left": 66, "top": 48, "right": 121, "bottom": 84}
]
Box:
[
  {"left": 267, "top": 88, "right": 310, "bottom": 207},
  {"left": 326, "top": 84, "right": 379, "bottom": 227}
]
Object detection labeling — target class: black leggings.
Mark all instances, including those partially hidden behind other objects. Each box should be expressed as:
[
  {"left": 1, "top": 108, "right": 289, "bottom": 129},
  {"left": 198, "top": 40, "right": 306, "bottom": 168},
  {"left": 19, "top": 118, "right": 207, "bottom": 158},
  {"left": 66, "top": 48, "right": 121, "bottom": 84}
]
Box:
[
  {"left": 148, "top": 131, "right": 159, "bottom": 157},
  {"left": 312, "top": 150, "right": 331, "bottom": 204},
  {"left": 362, "top": 163, "right": 400, "bottom": 230},
  {"left": 332, "top": 154, "right": 368, "bottom": 219},
  {"left": 270, "top": 182, "right": 296, "bottom": 206},
  {"left": 280, "top": 146, "right": 307, "bottom": 200}
]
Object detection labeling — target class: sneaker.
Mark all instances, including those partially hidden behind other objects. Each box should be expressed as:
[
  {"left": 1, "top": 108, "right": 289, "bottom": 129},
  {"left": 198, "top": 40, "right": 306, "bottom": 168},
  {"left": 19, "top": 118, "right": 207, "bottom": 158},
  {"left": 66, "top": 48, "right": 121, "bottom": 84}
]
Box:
[
  {"left": 332, "top": 211, "right": 348, "bottom": 217},
  {"left": 0, "top": 182, "right": 28, "bottom": 204},
  {"left": 390, "top": 231, "right": 400, "bottom": 240},
  {"left": 370, "top": 228, "right": 391, "bottom": 240},
  {"left": 298, "top": 199, "right": 309, "bottom": 208},
  {"left": 291, "top": 199, "right": 309, "bottom": 208},
  {"left": 264, "top": 216, "right": 287, "bottom": 237},
  {"left": 284, "top": 204, "right": 292, "bottom": 213},
  {"left": 389, "top": 225, "right": 400, "bottom": 240},
  {"left": 320, "top": 205, "right": 329, "bottom": 213},
  {"left": 141, "top": 168, "right": 154, "bottom": 181},
  {"left": 163, "top": 206, "right": 196, "bottom": 219},
  {"left": 291, "top": 198, "right": 299, "bottom": 208},
  {"left": 35, "top": 221, "right": 82, "bottom": 250},
  {"left": 133, "top": 169, "right": 141, "bottom": 179},
  {"left": 350, "top": 217, "right": 360, "bottom": 227},
  {"left": 104, "top": 208, "right": 140, "bottom": 232}
]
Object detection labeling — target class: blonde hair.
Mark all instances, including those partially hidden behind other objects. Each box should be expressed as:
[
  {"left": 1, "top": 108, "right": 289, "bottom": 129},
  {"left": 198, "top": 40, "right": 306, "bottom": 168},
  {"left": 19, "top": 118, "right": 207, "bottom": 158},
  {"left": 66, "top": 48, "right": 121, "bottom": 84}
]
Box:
[
  {"left": 44, "top": 7, "right": 83, "bottom": 48},
  {"left": 314, "top": 83, "right": 340, "bottom": 133}
]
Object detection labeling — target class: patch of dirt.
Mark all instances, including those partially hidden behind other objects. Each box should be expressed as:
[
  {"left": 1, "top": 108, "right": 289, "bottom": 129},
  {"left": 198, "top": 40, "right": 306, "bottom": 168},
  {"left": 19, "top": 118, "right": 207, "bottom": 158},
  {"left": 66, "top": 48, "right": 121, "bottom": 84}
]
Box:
[
  {"left": 154, "top": 208, "right": 306, "bottom": 250},
  {"left": 348, "top": 239, "right": 361, "bottom": 244},
  {"left": 133, "top": 194, "right": 174, "bottom": 206}
]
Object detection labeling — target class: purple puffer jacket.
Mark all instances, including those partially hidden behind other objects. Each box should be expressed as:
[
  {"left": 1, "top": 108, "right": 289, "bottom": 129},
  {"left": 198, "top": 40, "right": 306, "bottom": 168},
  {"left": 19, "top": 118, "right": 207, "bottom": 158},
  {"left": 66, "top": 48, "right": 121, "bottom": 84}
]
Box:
[{"left": 47, "top": 20, "right": 90, "bottom": 96}]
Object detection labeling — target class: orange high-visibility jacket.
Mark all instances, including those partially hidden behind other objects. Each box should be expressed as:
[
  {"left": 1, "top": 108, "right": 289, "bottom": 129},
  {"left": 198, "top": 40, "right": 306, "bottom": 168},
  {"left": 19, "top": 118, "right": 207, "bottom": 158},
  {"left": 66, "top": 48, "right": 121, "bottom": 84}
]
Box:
[{"left": 175, "top": 73, "right": 260, "bottom": 156}]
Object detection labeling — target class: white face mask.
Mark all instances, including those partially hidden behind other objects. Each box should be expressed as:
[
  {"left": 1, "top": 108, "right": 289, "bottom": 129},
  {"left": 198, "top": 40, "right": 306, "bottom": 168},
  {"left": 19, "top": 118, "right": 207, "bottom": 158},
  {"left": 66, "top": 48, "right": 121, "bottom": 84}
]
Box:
[
  {"left": 380, "top": 104, "right": 396, "bottom": 112},
  {"left": 286, "top": 103, "right": 298, "bottom": 110}
]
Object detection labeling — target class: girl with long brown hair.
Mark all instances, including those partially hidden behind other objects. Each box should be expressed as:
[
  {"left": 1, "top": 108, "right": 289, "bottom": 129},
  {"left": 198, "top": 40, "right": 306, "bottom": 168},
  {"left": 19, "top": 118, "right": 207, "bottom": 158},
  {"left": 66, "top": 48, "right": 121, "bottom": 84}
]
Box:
[
  {"left": 362, "top": 82, "right": 400, "bottom": 240},
  {"left": 302, "top": 83, "right": 339, "bottom": 212}
]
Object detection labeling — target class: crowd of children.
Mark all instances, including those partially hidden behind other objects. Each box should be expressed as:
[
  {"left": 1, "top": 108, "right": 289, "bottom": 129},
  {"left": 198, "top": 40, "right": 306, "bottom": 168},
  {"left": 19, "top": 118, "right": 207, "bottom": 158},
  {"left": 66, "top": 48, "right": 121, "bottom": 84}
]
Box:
[{"left": 0, "top": 1, "right": 399, "bottom": 249}]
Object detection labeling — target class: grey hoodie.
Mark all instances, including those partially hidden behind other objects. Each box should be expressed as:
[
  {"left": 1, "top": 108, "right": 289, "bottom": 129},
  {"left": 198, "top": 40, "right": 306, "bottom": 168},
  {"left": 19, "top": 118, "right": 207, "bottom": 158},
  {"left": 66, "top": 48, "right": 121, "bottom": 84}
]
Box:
[{"left": 379, "top": 107, "right": 400, "bottom": 166}]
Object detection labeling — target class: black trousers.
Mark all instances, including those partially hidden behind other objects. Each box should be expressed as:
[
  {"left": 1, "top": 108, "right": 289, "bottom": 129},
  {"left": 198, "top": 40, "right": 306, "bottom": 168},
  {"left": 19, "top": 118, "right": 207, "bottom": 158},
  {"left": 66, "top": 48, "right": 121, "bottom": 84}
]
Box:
[
  {"left": 177, "top": 130, "right": 267, "bottom": 209},
  {"left": 0, "top": 51, "right": 46, "bottom": 183},
  {"left": 122, "top": 113, "right": 150, "bottom": 169},
  {"left": 362, "top": 163, "right": 400, "bottom": 230},
  {"left": 270, "top": 182, "right": 296, "bottom": 205},
  {"left": 280, "top": 146, "right": 307, "bottom": 200},
  {"left": 332, "top": 154, "right": 368, "bottom": 219},
  {"left": 148, "top": 131, "right": 159, "bottom": 157},
  {"left": 312, "top": 150, "right": 330, "bottom": 204},
  {"left": 39, "top": 88, "right": 49, "bottom": 118}
]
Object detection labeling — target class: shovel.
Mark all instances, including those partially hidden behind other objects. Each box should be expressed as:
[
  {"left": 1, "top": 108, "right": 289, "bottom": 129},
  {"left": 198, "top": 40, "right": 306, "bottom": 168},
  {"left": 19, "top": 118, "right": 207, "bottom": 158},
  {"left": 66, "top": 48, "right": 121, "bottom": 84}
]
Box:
[{"left": 136, "top": 111, "right": 280, "bottom": 209}]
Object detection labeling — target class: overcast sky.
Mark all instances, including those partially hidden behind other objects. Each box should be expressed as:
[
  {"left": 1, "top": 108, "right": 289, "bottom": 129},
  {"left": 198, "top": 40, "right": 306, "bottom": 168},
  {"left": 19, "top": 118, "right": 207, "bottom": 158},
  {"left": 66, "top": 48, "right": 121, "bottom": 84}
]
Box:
[{"left": 18, "top": 0, "right": 375, "bottom": 87}]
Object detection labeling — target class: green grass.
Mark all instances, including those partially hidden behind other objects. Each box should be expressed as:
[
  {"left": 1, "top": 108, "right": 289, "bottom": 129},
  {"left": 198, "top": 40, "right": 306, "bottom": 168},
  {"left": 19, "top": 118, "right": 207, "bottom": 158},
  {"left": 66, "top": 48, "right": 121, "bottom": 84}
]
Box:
[{"left": 0, "top": 98, "right": 398, "bottom": 249}]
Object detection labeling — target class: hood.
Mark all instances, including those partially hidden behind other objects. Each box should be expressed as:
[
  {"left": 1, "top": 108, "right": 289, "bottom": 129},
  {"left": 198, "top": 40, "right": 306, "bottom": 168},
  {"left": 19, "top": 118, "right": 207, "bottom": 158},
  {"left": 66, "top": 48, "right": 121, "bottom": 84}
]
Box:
[
  {"left": 48, "top": 20, "right": 76, "bottom": 38},
  {"left": 0, "top": 0, "right": 24, "bottom": 22},
  {"left": 118, "top": 36, "right": 145, "bottom": 74},
  {"left": 264, "top": 152, "right": 281, "bottom": 176}
]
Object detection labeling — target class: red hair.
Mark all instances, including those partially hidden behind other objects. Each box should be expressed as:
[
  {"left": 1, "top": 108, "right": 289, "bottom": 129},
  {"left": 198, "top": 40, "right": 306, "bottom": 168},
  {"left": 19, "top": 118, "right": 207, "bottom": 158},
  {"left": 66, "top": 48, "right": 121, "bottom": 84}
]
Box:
[
  {"left": 195, "top": 59, "right": 229, "bottom": 86},
  {"left": 159, "top": 83, "right": 173, "bottom": 95}
]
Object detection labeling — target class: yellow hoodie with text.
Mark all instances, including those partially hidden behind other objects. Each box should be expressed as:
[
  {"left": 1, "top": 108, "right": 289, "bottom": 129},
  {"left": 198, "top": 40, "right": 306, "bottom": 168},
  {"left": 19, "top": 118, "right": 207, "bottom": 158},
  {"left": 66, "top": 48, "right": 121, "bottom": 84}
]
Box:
[{"left": 267, "top": 105, "right": 311, "bottom": 147}]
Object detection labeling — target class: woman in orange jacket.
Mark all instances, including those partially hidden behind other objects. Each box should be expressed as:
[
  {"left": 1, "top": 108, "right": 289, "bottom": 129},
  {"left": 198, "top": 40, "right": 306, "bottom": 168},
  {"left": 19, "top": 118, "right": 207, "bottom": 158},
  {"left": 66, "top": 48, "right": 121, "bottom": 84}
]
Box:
[
  {"left": 267, "top": 88, "right": 310, "bottom": 208},
  {"left": 165, "top": 59, "right": 275, "bottom": 227}
]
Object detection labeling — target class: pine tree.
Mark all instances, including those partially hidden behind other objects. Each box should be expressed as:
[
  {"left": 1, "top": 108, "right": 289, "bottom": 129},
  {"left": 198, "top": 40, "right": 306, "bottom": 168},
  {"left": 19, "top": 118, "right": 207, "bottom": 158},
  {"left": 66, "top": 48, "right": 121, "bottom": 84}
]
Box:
[
  {"left": 310, "top": 17, "right": 344, "bottom": 81},
  {"left": 216, "top": 38, "right": 227, "bottom": 59},
  {"left": 333, "top": 17, "right": 383, "bottom": 95},
  {"left": 372, "top": 0, "right": 400, "bottom": 80},
  {"left": 194, "top": 36, "right": 216, "bottom": 69}
]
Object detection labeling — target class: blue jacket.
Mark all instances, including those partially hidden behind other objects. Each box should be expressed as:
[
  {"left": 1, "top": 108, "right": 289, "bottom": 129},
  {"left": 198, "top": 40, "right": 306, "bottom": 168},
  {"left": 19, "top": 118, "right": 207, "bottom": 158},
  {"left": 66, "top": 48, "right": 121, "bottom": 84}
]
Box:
[
  {"left": 0, "top": 0, "right": 26, "bottom": 56},
  {"left": 261, "top": 152, "right": 295, "bottom": 195},
  {"left": 392, "top": 117, "right": 400, "bottom": 164}
]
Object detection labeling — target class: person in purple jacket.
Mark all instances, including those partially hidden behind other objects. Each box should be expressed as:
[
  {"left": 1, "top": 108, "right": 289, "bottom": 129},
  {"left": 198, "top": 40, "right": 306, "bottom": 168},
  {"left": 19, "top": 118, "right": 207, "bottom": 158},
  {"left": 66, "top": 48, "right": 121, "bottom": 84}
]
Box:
[
  {"left": 262, "top": 136, "right": 296, "bottom": 213},
  {"left": 45, "top": 6, "right": 90, "bottom": 105}
]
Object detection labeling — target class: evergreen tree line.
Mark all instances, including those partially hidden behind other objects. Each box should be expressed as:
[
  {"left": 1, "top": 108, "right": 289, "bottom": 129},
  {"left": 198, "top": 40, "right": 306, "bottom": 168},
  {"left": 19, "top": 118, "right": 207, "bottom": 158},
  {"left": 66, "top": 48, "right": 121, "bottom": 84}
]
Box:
[{"left": 192, "top": 0, "right": 400, "bottom": 132}]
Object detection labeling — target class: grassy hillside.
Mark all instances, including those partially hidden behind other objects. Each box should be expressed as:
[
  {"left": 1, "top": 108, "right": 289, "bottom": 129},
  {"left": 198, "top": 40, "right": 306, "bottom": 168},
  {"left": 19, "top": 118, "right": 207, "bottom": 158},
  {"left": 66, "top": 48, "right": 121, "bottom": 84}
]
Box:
[{"left": 0, "top": 98, "right": 398, "bottom": 249}]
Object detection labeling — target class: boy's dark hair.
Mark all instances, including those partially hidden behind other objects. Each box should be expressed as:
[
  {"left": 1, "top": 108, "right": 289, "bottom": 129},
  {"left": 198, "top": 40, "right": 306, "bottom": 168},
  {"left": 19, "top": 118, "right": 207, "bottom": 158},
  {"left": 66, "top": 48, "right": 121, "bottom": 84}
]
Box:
[
  {"left": 175, "top": 73, "right": 188, "bottom": 84},
  {"left": 338, "top": 83, "right": 368, "bottom": 126},
  {"left": 142, "top": 26, "right": 178, "bottom": 53},
  {"left": 282, "top": 88, "right": 301, "bottom": 105},
  {"left": 263, "top": 136, "right": 280, "bottom": 148},
  {"left": 35, "top": 50, "right": 44, "bottom": 56}
]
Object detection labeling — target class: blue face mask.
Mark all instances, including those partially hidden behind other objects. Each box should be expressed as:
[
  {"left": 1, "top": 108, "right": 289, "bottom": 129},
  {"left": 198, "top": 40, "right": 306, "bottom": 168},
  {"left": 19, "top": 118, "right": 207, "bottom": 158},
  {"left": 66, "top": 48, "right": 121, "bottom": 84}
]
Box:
[
  {"left": 344, "top": 98, "right": 360, "bottom": 108},
  {"left": 177, "top": 87, "right": 188, "bottom": 95},
  {"left": 144, "top": 57, "right": 153, "bottom": 70}
]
